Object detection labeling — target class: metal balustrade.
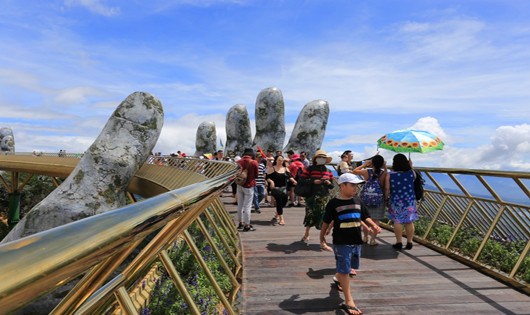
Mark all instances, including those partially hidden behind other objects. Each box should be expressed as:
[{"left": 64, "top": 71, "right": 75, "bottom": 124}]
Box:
[
  {"left": 0, "top": 155, "right": 241, "bottom": 314},
  {"left": 382, "top": 167, "right": 530, "bottom": 295},
  {"left": 0, "top": 155, "right": 529, "bottom": 314}
]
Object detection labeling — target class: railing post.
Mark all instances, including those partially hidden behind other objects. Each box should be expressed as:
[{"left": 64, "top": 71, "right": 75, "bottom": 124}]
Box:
[{"left": 7, "top": 192, "right": 20, "bottom": 227}]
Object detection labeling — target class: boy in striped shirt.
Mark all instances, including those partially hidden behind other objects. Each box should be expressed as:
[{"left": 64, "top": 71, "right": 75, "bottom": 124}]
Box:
[{"left": 320, "top": 173, "right": 381, "bottom": 315}]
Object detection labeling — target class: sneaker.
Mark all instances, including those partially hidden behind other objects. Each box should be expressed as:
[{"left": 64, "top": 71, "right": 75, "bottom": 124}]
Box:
[
  {"left": 243, "top": 225, "right": 256, "bottom": 232},
  {"left": 237, "top": 222, "right": 244, "bottom": 230},
  {"left": 255, "top": 208, "right": 261, "bottom": 214}
]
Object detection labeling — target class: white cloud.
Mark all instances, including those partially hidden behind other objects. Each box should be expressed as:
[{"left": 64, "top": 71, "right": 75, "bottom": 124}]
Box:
[
  {"left": 54, "top": 86, "right": 111, "bottom": 105},
  {"left": 64, "top": 0, "right": 120, "bottom": 16},
  {"left": 407, "top": 124, "right": 530, "bottom": 171},
  {"left": 409, "top": 116, "right": 449, "bottom": 144},
  {"left": 491, "top": 124, "right": 530, "bottom": 153},
  {"left": 399, "top": 18, "right": 487, "bottom": 61}
]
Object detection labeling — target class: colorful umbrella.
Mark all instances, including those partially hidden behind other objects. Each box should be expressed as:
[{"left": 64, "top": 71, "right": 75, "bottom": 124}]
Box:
[{"left": 377, "top": 129, "right": 444, "bottom": 155}]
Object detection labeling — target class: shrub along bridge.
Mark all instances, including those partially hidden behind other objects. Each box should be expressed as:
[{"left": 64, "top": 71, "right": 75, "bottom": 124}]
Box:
[{"left": 0, "top": 154, "right": 528, "bottom": 314}]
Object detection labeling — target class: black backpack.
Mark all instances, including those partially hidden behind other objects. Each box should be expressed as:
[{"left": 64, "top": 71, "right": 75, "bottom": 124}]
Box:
[{"left": 413, "top": 170, "right": 425, "bottom": 201}]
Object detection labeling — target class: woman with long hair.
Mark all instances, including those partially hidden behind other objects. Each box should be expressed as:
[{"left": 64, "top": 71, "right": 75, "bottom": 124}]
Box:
[
  {"left": 299, "top": 149, "right": 334, "bottom": 248},
  {"left": 266, "top": 155, "right": 296, "bottom": 225},
  {"left": 385, "top": 153, "right": 418, "bottom": 250}
]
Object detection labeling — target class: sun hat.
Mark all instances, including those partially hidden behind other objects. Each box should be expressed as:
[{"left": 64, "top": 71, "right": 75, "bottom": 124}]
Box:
[
  {"left": 338, "top": 173, "right": 365, "bottom": 185},
  {"left": 313, "top": 149, "right": 332, "bottom": 164}
]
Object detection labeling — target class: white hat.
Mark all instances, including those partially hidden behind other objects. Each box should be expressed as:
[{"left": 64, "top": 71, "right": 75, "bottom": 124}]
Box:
[{"left": 338, "top": 173, "right": 365, "bottom": 185}]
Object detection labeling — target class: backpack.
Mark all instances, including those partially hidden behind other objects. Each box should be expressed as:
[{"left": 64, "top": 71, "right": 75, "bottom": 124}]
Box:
[
  {"left": 234, "top": 168, "right": 248, "bottom": 186},
  {"left": 295, "top": 166, "right": 303, "bottom": 181},
  {"left": 414, "top": 170, "right": 425, "bottom": 201},
  {"left": 360, "top": 169, "right": 384, "bottom": 207}
]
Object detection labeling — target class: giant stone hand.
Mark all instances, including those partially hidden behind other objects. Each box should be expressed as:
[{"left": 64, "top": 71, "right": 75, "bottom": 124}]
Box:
[
  {"left": 2, "top": 92, "right": 164, "bottom": 243},
  {"left": 0, "top": 127, "right": 15, "bottom": 154},
  {"left": 198, "top": 87, "right": 329, "bottom": 158}
]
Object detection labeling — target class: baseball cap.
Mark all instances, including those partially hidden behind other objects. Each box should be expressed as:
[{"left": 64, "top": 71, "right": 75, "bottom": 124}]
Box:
[{"left": 338, "top": 173, "right": 365, "bottom": 185}]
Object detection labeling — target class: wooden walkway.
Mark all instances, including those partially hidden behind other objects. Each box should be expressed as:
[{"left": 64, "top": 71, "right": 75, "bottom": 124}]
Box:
[{"left": 221, "top": 196, "right": 530, "bottom": 315}]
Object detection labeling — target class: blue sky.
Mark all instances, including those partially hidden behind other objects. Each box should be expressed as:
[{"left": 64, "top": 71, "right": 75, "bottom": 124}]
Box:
[{"left": 1, "top": 0, "right": 530, "bottom": 170}]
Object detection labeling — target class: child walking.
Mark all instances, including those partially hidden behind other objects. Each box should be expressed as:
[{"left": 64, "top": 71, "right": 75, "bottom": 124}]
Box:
[{"left": 320, "top": 173, "right": 381, "bottom": 315}]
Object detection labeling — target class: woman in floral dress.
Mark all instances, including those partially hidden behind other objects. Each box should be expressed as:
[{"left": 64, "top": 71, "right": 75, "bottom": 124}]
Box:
[
  {"left": 385, "top": 153, "right": 418, "bottom": 250},
  {"left": 299, "top": 149, "right": 334, "bottom": 248}
]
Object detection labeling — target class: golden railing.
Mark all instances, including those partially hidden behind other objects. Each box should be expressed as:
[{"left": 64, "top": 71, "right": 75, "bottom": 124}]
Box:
[
  {"left": 1, "top": 156, "right": 529, "bottom": 314},
  {"left": 0, "top": 154, "right": 241, "bottom": 314},
  {"left": 382, "top": 167, "right": 530, "bottom": 295}
]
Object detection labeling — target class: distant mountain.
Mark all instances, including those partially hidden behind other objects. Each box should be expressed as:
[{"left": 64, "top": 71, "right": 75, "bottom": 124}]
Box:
[{"left": 423, "top": 177, "right": 529, "bottom": 206}]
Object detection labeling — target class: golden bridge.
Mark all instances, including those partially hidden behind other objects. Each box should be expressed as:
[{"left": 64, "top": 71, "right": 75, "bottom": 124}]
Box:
[{"left": 0, "top": 153, "right": 529, "bottom": 314}]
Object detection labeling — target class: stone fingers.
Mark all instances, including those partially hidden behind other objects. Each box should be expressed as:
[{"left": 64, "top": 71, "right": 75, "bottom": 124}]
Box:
[
  {"left": 2, "top": 92, "right": 163, "bottom": 243},
  {"left": 283, "top": 100, "right": 329, "bottom": 159}
]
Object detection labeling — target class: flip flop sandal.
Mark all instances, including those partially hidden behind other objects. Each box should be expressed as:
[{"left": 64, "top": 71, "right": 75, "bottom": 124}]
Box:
[
  {"left": 332, "top": 276, "right": 343, "bottom": 292},
  {"left": 339, "top": 303, "right": 363, "bottom": 314}
]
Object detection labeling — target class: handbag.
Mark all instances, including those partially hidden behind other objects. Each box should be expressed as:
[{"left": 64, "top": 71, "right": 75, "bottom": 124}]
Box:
[
  {"left": 294, "top": 178, "right": 313, "bottom": 197},
  {"left": 234, "top": 168, "right": 248, "bottom": 186},
  {"left": 272, "top": 186, "right": 287, "bottom": 196}
]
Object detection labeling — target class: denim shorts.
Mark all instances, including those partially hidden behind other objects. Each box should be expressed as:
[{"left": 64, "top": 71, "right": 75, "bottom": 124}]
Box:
[{"left": 333, "top": 244, "right": 361, "bottom": 274}]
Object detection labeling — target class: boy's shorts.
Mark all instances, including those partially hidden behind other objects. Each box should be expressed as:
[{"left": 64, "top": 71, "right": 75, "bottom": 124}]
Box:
[{"left": 333, "top": 244, "right": 361, "bottom": 275}]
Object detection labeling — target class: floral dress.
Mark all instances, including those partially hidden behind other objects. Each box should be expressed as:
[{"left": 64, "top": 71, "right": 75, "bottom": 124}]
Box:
[
  {"left": 388, "top": 170, "right": 418, "bottom": 224},
  {"left": 300, "top": 165, "right": 334, "bottom": 230}
]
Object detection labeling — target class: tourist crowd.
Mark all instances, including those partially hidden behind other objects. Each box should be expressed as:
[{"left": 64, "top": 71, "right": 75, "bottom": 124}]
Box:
[
  {"left": 231, "top": 148, "right": 420, "bottom": 315},
  {"left": 146, "top": 147, "right": 420, "bottom": 315}
]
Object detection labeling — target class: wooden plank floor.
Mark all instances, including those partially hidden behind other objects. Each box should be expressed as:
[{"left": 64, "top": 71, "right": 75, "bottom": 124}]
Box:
[{"left": 221, "top": 195, "right": 530, "bottom": 315}]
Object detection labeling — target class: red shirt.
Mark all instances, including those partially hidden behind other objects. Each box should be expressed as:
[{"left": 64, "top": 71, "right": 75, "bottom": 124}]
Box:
[
  {"left": 289, "top": 160, "right": 305, "bottom": 178},
  {"left": 237, "top": 156, "right": 259, "bottom": 188}
]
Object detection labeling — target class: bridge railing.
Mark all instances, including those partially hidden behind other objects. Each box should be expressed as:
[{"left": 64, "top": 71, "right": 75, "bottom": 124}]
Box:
[
  {"left": 1, "top": 156, "right": 529, "bottom": 313},
  {"left": 384, "top": 167, "right": 530, "bottom": 294},
  {"left": 0, "top": 156, "right": 241, "bottom": 314}
]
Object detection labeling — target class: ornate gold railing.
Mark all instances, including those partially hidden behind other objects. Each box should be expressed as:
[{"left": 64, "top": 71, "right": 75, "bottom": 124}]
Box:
[
  {"left": 383, "top": 167, "right": 530, "bottom": 294},
  {"left": 0, "top": 155, "right": 241, "bottom": 314}
]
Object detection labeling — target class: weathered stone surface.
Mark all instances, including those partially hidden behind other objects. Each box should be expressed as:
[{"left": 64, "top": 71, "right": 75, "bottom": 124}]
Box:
[
  {"left": 0, "top": 127, "right": 15, "bottom": 153},
  {"left": 252, "top": 87, "right": 285, "bottom": 152},
  {"left": 283, "top": 100, "right": 329, "bottom": 159},
  {"left": 194, "top": 122, "right": 217, "bottom": 156},
  {"left": 2, "top": 92, "right": 163, "bottom": 243},
  {"left": 224, "top": 104, "right": 252, "bottom": 157},
  {"left": 196, "top": 87, "right": 329, "bottom": 159}
]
